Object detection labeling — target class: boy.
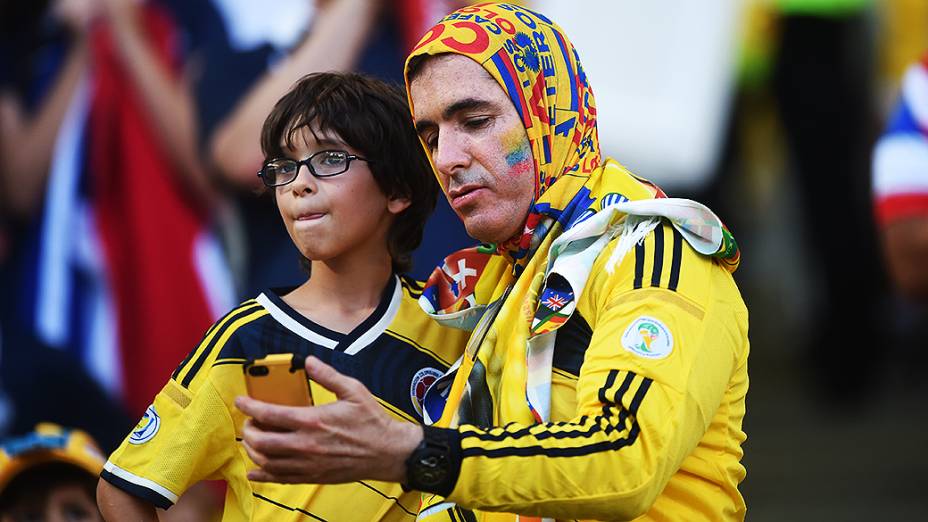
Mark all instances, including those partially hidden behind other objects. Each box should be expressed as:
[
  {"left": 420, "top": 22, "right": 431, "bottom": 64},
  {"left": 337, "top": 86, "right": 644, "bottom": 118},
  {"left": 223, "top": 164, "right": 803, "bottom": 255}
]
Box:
[
  {"left": 96, "top": 72, "right": 469, "bottom": 521},
  {"left": 1, "top": 424, "right": 105, "bottom": 522}
]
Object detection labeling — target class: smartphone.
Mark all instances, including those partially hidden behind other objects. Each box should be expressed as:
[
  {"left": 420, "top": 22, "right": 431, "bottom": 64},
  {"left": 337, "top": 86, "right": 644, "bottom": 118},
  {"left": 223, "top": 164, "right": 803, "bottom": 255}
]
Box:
[{"left": 243, "top": 353, "right": 313, "bottom": 407}]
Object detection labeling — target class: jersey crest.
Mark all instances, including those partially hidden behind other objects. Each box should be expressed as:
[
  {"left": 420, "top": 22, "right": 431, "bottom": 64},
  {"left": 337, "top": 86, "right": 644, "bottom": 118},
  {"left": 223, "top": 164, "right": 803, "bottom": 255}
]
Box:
[
  {"left": 129, "top": 405, "right": 161, "bottom": 445},
  {"left": 410, "top": 367, "right": 444, "bottom": 417}
]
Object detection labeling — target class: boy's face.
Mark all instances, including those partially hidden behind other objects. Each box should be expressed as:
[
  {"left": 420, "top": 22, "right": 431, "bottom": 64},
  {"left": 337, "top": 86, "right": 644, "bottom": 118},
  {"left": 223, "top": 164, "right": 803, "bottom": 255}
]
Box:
[
  {"left": 274, "top": 126, "right": 410, "bottom": 266},
  {"left": 0, "top": 482, "right": 102, "bottom": 522},
  {"left": 410, "top": 54, "right": 536, "bottom": 244}
]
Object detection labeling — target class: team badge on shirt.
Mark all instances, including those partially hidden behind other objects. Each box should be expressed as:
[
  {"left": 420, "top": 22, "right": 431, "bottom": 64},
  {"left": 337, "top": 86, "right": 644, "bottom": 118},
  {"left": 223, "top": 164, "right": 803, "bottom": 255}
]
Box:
[
  {"left": 129, "top": 405, "right": 161, "bottom": 445},
  {"left": 410, "top": 367, "right": 444, "bottom": 417},
  {"left": 621, "top": 316, "right": 673, "bottom": 359}
]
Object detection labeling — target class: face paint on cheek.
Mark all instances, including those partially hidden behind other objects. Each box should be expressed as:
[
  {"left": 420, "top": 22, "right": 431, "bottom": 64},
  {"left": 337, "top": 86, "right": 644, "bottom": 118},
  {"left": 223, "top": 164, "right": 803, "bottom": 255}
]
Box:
[{"left": 502, "top": 124, "right": 534, "bottom": 178}]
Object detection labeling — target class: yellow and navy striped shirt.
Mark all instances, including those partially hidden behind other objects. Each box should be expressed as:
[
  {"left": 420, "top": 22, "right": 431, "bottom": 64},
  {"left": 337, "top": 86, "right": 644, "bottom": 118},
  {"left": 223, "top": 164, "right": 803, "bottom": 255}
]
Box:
[
  {"left": 429, "top": 223, "right": 749, "bottom": 521},
  {"left": 102, "top": 275, "right": 469, "bottom": 521}
]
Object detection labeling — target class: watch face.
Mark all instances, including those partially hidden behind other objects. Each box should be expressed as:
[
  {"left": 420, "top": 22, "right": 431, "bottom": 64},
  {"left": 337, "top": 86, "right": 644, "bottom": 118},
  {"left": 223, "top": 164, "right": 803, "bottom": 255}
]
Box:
[{"left": 417, "top": 454, "right": 448, "bottom": 486}]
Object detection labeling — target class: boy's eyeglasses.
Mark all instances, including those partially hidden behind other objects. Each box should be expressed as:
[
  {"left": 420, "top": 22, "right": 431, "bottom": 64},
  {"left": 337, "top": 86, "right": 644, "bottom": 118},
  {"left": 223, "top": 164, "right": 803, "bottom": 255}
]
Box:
[{"left": 257, "top": 150, "right": 371, "bottom": 187}]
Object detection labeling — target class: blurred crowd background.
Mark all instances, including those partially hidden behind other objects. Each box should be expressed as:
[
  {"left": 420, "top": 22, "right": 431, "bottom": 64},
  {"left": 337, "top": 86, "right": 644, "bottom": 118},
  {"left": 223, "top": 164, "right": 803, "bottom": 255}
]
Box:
[{"left": 1, "top": 0, "right": 926, "bottom": 519}]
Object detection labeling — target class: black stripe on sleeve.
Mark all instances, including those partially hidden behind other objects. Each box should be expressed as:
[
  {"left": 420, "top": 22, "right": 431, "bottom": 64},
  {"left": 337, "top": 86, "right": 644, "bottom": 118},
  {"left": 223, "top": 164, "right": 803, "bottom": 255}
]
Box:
[
  {"left": 459, "top": 374, "right": 651, "bottom": 459},
  {"left": 457, "top": 507, "right": 478, "bottom": 522},
  {"left": 650, "top": 225, "right": 664, "bottom": 287},
  {"left": 172, "top": 327, "right": 213, "bottom": 380},
  {"left": 172, "top": 302, "right": 255, "bottom": 380},
  {"left": 99, "top": 469, "right": 173, "bottom": 510},
  {"left": 668, "top": 227, "right": 682, "bottom": 291},
  {"left": 180, "top": 304, "right": 262, "bottom": 388},
  {"left": 253, "top": 493, "right": 328, "bottom": 521},
  {"left": 462, "top": 369, "right": 625, "bottom": 444},
  {"left": 602, "top": 371, "right": 636, "bottom": 436},
  {"left": 597, "top": 369, "right": 619, "bottom": 404},
  {"left": 633, "top": 240, "right": 645, "bottom": 289},
  {"left": 629, "top": 377, "right": 653, "bottom": 414}
]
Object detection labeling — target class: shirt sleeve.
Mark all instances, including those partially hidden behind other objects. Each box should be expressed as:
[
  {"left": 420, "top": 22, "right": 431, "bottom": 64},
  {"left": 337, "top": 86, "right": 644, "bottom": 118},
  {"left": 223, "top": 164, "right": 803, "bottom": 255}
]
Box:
[
  {"left": 100, "top": 323, "right": 244, "bottom": 509},
  {"left": 437, "top": 231, "right": 748, "bottom": 520}
]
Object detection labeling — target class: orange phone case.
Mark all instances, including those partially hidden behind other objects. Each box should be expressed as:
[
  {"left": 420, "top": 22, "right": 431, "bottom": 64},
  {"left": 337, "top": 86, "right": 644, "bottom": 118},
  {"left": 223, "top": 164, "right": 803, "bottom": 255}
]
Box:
[{"left": 243, "top": 353, "right": 313, "bottom": 407}]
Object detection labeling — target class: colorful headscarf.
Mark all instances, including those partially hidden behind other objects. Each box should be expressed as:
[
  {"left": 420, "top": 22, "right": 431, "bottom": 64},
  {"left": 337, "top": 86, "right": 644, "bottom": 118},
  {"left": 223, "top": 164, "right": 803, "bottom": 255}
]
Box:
[{"left": 406, "top": 3, "right": 600, "bottom": 266}]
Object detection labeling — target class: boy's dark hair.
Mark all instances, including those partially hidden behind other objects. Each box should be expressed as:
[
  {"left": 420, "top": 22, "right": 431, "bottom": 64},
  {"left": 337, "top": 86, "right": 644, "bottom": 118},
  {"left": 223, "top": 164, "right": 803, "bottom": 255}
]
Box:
[{"left": 261, "top": 72, "right": 437, "bottom": 274}]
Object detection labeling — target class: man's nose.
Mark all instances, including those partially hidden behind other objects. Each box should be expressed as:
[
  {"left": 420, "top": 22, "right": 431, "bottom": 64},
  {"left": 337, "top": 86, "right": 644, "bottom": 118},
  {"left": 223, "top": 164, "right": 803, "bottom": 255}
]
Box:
[{"left": 432, "top": 132, "right": 471, "bottom": 178}]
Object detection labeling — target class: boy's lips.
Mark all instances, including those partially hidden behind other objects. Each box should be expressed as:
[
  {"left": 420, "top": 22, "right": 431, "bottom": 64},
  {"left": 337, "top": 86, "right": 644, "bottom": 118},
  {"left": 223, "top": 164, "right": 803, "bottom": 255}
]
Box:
[{"left": 296, "top": 211, "right": 326, "bottom": 221}]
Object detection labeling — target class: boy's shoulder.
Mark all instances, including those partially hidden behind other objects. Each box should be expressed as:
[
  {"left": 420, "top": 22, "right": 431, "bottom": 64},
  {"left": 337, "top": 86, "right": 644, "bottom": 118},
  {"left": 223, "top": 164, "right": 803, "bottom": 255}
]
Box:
[
  {"left": 392, "top": 274, "right": 469, "bottom": 360},
  {"left": 170, "top": 296, "right": 276, "bottom": 392}
]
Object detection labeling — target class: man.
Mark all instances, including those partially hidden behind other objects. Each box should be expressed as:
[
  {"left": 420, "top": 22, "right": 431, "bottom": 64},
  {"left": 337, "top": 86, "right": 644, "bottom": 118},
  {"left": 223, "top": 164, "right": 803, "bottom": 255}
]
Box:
[{"left": 237, "top": 4, "right": 749, "bottom": 520}]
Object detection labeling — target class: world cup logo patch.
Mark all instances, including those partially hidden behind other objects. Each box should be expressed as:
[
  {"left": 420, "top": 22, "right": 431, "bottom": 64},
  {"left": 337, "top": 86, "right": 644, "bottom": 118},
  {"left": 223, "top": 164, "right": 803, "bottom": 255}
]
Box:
[
  {"left": 129, "top": 405, "right": 161, "bottom": 445},
  {"left": 621, "top": 316, "right": 673, "bottom": 359},
  {"left": 410, "top": 368, "right": 444, "bottom": 417}
]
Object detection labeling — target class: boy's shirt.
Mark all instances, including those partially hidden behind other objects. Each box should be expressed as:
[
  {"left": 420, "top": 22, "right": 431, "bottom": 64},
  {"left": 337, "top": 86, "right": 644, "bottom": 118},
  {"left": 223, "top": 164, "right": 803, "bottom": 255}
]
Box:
[{"left": 101, "top": 275, "right": 468, "bottom": 521}]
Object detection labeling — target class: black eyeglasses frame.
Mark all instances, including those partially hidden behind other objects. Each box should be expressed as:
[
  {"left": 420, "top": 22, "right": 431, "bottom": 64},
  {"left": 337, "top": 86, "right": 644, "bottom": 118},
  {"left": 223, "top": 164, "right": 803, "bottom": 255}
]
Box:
[{"left": 256, "top": 150, "right": 371, "bottom": 187}]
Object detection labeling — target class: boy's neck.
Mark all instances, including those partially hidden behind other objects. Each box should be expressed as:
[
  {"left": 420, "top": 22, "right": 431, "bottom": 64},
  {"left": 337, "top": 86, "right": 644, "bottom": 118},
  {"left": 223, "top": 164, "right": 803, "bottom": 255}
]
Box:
[{"left": 283, "top": 251, "right": 395, "bottom": 334}]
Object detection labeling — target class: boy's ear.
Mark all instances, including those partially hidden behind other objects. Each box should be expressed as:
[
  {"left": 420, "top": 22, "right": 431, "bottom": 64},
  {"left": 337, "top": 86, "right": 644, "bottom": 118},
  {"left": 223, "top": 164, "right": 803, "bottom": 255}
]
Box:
[{"left": 387, "top": 196, "right": 411, "bottom": 215}]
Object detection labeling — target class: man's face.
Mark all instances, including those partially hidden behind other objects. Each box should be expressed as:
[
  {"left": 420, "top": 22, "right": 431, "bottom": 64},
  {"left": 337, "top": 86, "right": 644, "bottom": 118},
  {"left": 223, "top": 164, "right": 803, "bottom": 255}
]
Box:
[{"left": 410, "top": 55, "right": 535, "bottom": 244}]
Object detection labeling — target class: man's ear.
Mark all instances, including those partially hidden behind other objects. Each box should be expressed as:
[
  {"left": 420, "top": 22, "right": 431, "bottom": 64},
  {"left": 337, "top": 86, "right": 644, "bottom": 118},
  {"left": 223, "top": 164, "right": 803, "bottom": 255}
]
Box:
[{"left": 387, "top": 196, "right": 412, "bottom": 215}]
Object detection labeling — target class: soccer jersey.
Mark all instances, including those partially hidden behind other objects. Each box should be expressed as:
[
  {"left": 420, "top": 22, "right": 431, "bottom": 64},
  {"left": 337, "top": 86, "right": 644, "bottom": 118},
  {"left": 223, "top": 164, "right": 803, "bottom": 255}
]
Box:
[
  {"left": 873, "top": 55, "right": 928, "bottom": 226},
  {"left": 423, "top": 223, "right": 749, "bottom": 521},
  {"left": 101, "top": 275, "right": 469, "bottom": 521}
]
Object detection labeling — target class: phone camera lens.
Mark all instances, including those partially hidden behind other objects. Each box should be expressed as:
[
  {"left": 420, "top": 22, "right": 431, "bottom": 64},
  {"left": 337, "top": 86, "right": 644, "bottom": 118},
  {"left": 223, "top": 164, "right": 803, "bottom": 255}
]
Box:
[{"left": 248, "top": 365, "right": 270, "bottom": 376}]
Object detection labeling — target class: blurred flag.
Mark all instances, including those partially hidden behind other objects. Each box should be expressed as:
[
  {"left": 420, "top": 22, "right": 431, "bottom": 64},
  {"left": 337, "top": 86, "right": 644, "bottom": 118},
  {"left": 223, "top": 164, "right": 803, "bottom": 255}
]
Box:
[{"left": 29, "top": 5, "right": 233, "bottom": 416}]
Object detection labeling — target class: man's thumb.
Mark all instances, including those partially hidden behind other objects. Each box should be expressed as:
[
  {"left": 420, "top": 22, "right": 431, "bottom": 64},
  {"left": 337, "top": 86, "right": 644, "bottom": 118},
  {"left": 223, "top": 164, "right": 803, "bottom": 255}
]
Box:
[{"left": 305, "top": 356, "right": 362, "bottom": 400}]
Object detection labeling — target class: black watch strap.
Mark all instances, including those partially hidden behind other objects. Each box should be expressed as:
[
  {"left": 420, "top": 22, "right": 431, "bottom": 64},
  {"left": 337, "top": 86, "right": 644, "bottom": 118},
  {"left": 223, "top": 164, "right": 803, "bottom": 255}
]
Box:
[{"left": 403, "top": 425, "right": 462, "bottom": 496}]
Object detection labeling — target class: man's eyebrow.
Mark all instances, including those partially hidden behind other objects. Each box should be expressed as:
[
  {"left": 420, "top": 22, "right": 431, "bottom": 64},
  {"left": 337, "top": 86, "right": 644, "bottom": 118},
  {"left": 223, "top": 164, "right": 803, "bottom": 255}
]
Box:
[
  {"left": 415, "top": 98, "right": 495, "bottom": 135},
  {"left": 443, "top": 98, "right": 494, "bottom": 120}
]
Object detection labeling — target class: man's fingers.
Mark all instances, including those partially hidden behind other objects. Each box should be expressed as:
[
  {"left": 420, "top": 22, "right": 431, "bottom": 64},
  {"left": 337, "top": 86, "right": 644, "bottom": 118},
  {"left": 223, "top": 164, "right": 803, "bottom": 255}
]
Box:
[
  {"left": 247, "top": 468, "right": 308, "bottom": 484},
  {"left": 305, "top": 356, "right": 366, "bottom": 401},
  {"left": 235, "top": 396, "right": 305, "bottom": 431},
  {"left": 241, "top": 419, "right": 310, "bottom": 457},
  {"left": 241, "top": 439, "right": 267, "bottom": 468}
]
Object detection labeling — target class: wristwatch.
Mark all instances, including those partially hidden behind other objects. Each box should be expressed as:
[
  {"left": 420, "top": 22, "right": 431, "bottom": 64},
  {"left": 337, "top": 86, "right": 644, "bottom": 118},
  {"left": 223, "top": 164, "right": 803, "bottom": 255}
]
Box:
[{"left": 403, "top": 425, "right": 461, "bottom": 496}]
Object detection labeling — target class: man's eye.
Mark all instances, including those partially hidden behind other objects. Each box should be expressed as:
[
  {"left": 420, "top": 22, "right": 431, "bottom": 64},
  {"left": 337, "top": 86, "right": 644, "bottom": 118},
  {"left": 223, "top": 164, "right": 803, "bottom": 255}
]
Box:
[
  {"left": 424, "top": 135, "right": 438, "bottom": 151},
  {"left": 464, "top": 117, "right": 490, "bottom": 129}
]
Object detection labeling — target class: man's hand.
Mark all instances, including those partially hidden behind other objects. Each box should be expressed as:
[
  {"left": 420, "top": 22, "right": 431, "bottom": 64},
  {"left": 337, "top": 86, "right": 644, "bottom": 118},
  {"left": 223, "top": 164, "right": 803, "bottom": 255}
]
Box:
[{"left": 235, "top": 356, "right": 423, "bottom": 484}]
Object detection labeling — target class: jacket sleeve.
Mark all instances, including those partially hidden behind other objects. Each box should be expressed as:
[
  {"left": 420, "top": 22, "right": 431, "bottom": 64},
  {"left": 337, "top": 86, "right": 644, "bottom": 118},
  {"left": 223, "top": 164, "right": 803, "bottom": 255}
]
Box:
[{"left": 436, "top": 235, "right": 747, "bottom": 520}]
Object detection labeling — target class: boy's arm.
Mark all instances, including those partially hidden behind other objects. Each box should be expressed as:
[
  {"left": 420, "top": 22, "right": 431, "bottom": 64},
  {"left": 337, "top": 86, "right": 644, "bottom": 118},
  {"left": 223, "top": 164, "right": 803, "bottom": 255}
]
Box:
[
  {"left": 97, "top": 480, "right": 159, "bottom": 522},
  {"left": 99, "top": 300, "right": 260, "bottom": 509}
]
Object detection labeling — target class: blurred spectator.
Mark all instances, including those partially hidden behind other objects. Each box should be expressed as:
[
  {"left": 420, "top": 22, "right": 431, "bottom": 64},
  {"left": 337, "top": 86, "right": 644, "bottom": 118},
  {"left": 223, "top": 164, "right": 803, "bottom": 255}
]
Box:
[
  {"left": 770, "top": 0, "right": 886, "bottom": 399},
  {"left": 0, "top": 423, "right": 105, "bottom": 521},
  {"left": 0, "top": 0, "right": 134, "bottom": 448},
  {"left": 872, "top": 54, "right": 928, "bottom": 301},
  {"left": 161, "top": 0, "right": 473, "bottom": 290},
  {"left": 1, "top": 0, "right": 234, "bottom": 424}
]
